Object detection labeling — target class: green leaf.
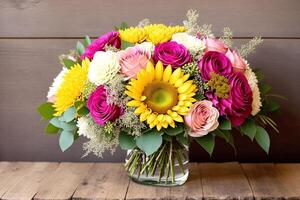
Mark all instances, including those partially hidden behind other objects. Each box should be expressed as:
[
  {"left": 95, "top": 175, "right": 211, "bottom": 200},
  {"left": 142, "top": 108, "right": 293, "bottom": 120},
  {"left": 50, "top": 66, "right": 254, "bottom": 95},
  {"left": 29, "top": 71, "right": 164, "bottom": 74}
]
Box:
[
  {"left": 76, "top": 41, "right": 85, "bottom": 55},
  {"left": 121, "top": 40, "right": 134, "bottom": 50},
  {"left": 162, "top": 134, "right": 172, "bottom": 142},
  {"left": 264, "top": 100, "right": 280, "bottom": 112},
  {"left": 255, "top": 126, "right": 270, "bottom": 153},
  {"left": 74, "top": 101, "right": 84, "bottom": 108},
  {"left": 59, "top": 130, "right": 74, "bottom": 152},
  {"left": 61, "top": 106, "right": 76, "bottom": 122},
  {"left": 219, "top": 119, "right": 231, "bottom": 130},
  {"left": 163, "top": 125, "right": 184, "bottom": 136},
  {"left": 260, "top": 84, "right": 272, "bottom": 96},
  {"left": 214, "top": 129, "right": 234, "bottom": 147},
  {"left": 45, "top": 123, "right": 59, "bottom": 134},
  {"left": 50, "top": 118, "right": 77, "bottom": 131},
  {"left": 49, "top": 117, "right": 61, "bottom": 127},
  {"left": 63, "top": 58, "right": 76, "bottom": 69},
  {"left": 253, "top": 69, "right": 264, "bottom": 81},
  {"left": 240, "top": 119, "right": 257, "bottom": 140},
  {"left": 77, "top": 106, "right": 90, "bottom": 116},
  {"left": 136, "top": 129, "right": 162, "bottom": 156},
  {"left": 84, "top": 35, "right": 92, "bottom": 46},
  {"left": 176, "top": 132, "right": 189, "bottom": 146},
  {"left": 114, "top": 22, "right": 129, "bottom": 30},
  {"left": 37, "top": 102, "right": 55, "bottom": 120},
  {"left": 195, "top": 134, "right": 215, "bottom": 156},
  {"left": 119, "top": 131, "right": 136, "bottom": 150}
]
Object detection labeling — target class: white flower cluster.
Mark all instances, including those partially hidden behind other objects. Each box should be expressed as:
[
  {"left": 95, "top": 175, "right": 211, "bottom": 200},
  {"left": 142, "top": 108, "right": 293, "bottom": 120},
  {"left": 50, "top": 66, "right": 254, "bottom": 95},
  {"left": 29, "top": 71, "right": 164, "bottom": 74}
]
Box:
[
  {"left": 172, "top": 32, "right": 206, "bottom": 54},
  {"left": 245, "top": 67, "right": 262, "bottom": 115},
  {"left": 88, "top": 51, "right": 120, "bottom": 86}
]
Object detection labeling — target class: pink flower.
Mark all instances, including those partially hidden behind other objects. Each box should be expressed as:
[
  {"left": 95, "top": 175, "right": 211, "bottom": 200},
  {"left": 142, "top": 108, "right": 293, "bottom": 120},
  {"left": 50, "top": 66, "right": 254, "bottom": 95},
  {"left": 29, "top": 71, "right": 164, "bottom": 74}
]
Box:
[
  {"left": 80, "top": 31, "right": 121, "bottom": 60},
  {"left": 226, "top": 49, "right": 247, "bottom": 73},
  {"left": 87, "top": 86, "right": 123, "bottom": 126},
  {"left": 203, "top": 37, "right": 228, "bottom": 53},
  {"left": 206, "top": 72, "right": 253, "bottom": 126},
  {"left": 118, "top": 46, "right": 151, "bottom": 78},
  {"left": 185, "top": 100, "right": 219, "bottom": 137},
  {"left": 198, "top": 51, "right": 233, "bottom": 81}
]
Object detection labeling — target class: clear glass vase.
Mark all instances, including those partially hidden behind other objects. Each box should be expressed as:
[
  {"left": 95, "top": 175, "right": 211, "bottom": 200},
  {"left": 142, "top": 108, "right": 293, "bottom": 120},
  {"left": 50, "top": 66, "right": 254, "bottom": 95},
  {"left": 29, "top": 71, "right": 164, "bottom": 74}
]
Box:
[{"left": 125, "top": 139, "right": 189, "bottom": 186}]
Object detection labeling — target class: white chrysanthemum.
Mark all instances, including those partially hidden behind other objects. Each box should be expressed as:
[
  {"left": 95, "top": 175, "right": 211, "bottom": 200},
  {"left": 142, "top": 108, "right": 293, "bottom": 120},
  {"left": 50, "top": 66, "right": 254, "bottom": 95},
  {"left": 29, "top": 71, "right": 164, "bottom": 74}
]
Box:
[
  {"left": 88, "top": 51, "right": 120, "bottom": 86},
  {"left": 47, "top": 67, "right": 68, "bottom": 102},
  {"left": 245, "top": 67, "right": 262, "bottom": 115},
  {"left": 136, "top": 42, "right": 155, "bottom": 54},
  {"left": 171, "top": 32, "right": 206, "bottom": 53},
  {"left": 77, "top": 116, "right": 96, "bottom": 139}
]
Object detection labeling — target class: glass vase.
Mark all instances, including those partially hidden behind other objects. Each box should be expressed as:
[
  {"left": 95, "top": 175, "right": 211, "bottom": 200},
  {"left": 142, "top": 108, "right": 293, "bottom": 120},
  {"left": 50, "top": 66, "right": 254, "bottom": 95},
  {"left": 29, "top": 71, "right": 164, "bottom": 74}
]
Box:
[{"left": 124, "top": 139, "right": 189, "bottom": 186}]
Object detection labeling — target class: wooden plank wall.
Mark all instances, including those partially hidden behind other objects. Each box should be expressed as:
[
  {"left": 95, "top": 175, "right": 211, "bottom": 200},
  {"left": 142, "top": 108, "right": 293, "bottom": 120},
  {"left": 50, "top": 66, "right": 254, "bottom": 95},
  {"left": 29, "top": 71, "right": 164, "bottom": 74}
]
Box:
[{"left": 0, "top": 0, "right": 299, "bottom": 162}]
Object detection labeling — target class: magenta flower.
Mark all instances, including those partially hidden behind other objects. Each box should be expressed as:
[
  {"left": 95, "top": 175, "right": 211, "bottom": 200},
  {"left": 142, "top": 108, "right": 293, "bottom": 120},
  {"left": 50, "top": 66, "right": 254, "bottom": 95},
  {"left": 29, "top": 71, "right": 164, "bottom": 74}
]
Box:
[
  {"left": 153, "top": 41, "right": 192, "bottom": 68},
  {"left": 198, "top": 51, "right": 233, "bottom": 82},
  {"left": 206, "top": 72, "right": 253, "bottom": 126},
  {"left": 87, "top": 86, "right": 123, "bottom": 125},
  {"left": 80, "top": 31, "right": 121, "bottom": 60}
]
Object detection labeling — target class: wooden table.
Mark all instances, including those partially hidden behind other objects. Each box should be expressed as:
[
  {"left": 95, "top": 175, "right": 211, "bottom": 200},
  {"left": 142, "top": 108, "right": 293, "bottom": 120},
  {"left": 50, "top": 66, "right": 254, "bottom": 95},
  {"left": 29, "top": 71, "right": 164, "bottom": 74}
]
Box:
[{"left": 0, "top": 162, "right": 299, "bottom": 200}]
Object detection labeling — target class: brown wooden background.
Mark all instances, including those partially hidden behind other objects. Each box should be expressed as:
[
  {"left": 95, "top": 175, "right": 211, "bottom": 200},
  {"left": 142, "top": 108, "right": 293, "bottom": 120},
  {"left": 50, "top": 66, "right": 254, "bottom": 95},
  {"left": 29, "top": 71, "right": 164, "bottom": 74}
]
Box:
[{"left": 0, "top": 0, "right": 299, "bottom": 162}]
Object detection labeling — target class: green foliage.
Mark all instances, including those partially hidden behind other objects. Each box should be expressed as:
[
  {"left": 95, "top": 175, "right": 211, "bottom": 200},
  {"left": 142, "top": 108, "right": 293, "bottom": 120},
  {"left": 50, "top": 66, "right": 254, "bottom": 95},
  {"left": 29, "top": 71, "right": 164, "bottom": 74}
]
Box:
[
  {"left": 77, "top": 106, "right": 90, "bottom": 116},
  {"left": 63, "top": 58, "right": 76, "bottom": 69},
  {"left": 121, "top": 40, "right": 134, "bottom": 50},
  {"left": 260, "top": 84, "right": 272, "bottom": 96},
  {"left": 136, "top": 129, "right": 163, "bottom": 156},
  {"left": 253, "top": 69, "right": 264, "bottom": 81},
  {"left": 119, "top": 131, "right": 136, "bottom": 150},
  {"left": 258, "top": 114, "right": 279, "bottom": 133},
  {"left": 45, "top": 123, "right": 59, "bottom": 134},
  {"left": 213, "top": 129, "right": 235, "bottom": 149},
  {"left": 162, "top": 134, "right": 172, "bottom": 142},
  {"left": 59, "top": 130, "right": 74, "bottom": 152},
  {"left": 84, "top": 35, "right": 92, "bottom": 46},
  {"left": 176, "top": 132, "right": 189, "bottom": 146},
  {"left": 240, "top": 119, "right": 257, "bottom": 140},
  {"left": 37, "top": 102, "right": 55, "bottom": 120},
  {"left": 255, "top": 126, "right": 270, "bottom": 153},
  {"left": 60, "top": 106, "right": 76, "bottom": 122},
  {"left": 195, "top": 134, "right": 215, "bottom": 156},
  {"left": 76, "top": 41, "right": 85, "bottom": 55},
  {"left": 50, "top": 117, "right": 77, "bottom": 131},
  {"left": 264, "top": 99, "right": 280, "bottom": 112},
  {"left": 163, "top": 125, "right": 184, "bottom": 136},
  {"left": 114, "top": 22, "right": 129, "bottom": 31},
  {"left": 218, "top": 118, "right": 231, "bottom": 130}
]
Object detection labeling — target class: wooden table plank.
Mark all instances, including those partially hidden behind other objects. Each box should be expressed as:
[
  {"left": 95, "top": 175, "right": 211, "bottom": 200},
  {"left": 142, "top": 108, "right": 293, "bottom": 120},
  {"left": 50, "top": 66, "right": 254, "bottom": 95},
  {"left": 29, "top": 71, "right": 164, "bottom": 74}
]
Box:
[
  {"left": 2, "top": 162, "right": 59, "bottom": 200},
  {"left": 72, "top": 163, "right": 129, "bottom": 200},
  {"left": 0, "top": 162, "right": 34, "bottom": 198},
  {"left": 275, "top": 164, "right": 300, "bottom": 198},
  {"left": 34, "top": 162, "right": 93, "bottom": 200},
  {"left": 241, "top": 164, "right": 298, "bottom": 200},
  {"left": 126, "top": 163, "right": 202, "bottom": 200},
  {"left": 200, "top": 162, "right": 253, "bottom": 200}
]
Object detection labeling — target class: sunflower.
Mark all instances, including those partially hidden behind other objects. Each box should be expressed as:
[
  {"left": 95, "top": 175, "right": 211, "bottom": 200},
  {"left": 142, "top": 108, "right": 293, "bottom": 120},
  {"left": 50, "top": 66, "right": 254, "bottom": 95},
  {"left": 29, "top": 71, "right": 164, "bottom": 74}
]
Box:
[
  {"left": 126, "top": 61, "right": 197, "bottom": 131},
  {"left": 53, "top": 58, "right": 90, "bottom": 116}
]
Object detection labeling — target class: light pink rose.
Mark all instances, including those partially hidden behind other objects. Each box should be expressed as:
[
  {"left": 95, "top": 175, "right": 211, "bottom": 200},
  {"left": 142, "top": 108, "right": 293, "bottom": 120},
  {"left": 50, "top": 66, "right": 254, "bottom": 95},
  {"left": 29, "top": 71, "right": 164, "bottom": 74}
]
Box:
[
  {"left": 226, "top": 49, "right": 247, "bottom": 73},
  {"left": 185, "top": 100, "right": 219, "bottom": 137},
  {"left": 118, "top": 46, "right": 151, "bottom": 78},
  {"left": 203, "top": 37, "right": 228, "bottom": 53}
]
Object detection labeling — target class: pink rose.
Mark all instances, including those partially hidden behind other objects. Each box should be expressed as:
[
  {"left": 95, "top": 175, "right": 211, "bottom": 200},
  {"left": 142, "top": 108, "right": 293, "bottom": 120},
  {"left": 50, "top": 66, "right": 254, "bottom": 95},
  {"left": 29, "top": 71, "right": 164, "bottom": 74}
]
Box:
[
  {"left": 203, "top": 37, "right": 228, "bottom": 53},
  {"left": 185, "top": 100, "right": 219, "bottom": 137},
  {"left": 226, "top": 49, "right": 247, "bottom": 73},
  {"left": 118, "top": 46, "right": 151, "bottom": 78}
]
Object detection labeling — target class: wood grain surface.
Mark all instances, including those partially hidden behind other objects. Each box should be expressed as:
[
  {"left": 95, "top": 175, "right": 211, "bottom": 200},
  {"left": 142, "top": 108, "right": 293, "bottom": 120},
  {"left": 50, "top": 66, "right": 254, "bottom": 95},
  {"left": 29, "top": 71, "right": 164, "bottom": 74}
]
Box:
[{"left": 0, "top": 162, "right": 298, "bottom": 200}]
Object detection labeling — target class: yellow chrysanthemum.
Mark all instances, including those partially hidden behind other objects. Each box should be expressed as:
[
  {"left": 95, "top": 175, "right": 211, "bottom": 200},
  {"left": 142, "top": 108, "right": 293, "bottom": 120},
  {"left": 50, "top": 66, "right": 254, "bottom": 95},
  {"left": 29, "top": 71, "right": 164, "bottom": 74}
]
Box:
[
  {"left": 119, "top": 24, "right": 186, "bottom": 45},
  {"left": 119, "top": 27, "right": 147, "bottom": 44},
  {"left": 53, "top": 58, "right": 90, "bottom": 116},
  {"left": 144, "top": 24, "right": 186, "bottom": 45},
  {"left": 126, "top": 61, "right": 197, "bottom": 131}
]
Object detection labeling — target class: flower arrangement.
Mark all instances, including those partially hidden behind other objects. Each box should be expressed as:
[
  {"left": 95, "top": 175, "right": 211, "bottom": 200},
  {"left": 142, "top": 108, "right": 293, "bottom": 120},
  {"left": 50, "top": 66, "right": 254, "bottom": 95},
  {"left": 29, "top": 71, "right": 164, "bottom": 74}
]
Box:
[{"left": 38, "top": 10, "right": 281, "bottom": 186}]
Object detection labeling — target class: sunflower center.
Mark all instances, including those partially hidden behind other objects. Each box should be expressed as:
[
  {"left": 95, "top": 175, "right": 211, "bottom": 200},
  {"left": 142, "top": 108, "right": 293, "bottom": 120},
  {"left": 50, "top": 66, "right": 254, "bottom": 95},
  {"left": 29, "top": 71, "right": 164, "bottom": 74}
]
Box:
[{"left": 143, "top": 81, "right": 178, "bottom": 114}]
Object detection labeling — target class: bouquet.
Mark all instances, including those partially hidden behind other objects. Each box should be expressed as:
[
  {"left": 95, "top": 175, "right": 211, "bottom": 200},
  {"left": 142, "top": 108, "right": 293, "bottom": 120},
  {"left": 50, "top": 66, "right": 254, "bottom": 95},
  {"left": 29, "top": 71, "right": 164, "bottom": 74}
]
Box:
[{"left": 37, "top": 10, "right": 281, "bottom": 186}]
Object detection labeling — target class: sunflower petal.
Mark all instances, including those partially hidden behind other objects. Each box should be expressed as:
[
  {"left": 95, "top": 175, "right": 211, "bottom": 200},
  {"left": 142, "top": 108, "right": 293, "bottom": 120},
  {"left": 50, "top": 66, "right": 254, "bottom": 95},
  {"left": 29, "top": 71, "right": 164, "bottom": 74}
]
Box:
[
  {"left": 155, "top": 61, "right": 164, "bottom": 81},
  {"left": 163, "top": 65, "right": 172, "bottom": 82}
]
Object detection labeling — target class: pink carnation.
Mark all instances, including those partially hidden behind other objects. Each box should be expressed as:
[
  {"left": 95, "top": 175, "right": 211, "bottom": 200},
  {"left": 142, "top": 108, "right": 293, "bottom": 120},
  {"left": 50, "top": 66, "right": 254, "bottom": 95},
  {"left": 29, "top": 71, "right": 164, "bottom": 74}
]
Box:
[
  {"left": 80, "top": 31, "right": 121, "bottom": 60},
  {"left": 118, "top": 46, "right": 151, "bottom": 78},
  {"left": 185, "top": 100, "right": 219, "bottom": 137},
  {"left": 203, "top": 37, "right": 228, "bottom": 53},
  {"left": 226, "top": 49, "right": 247, "bottom": 73}
]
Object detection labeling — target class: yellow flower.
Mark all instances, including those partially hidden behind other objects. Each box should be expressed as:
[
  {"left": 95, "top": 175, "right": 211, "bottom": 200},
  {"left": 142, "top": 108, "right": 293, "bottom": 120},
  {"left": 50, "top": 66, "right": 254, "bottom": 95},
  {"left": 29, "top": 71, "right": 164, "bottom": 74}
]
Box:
[
  {"left": 53, "top": 58, "right": 90, "bottom": 116},
  {"left": 119, "top": 27, "right": 147, "bottom": 44},
  {"left": 126, "top": 61, "right": 197, "bottom": 131},
  {"left": 119, "top": 24, "right": 186, "bottom": 45},
  {"left": 144, "top": 24, "right": 185, "bottom": 45}
]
